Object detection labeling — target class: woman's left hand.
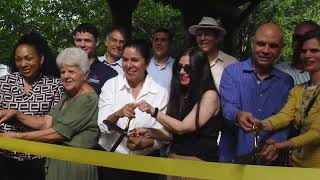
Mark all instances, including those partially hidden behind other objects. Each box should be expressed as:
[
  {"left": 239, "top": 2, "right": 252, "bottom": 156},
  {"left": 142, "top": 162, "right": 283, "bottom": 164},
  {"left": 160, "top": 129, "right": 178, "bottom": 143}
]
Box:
[
  {"left": 260, "top": 139, "right": 279, "bottom": 161},
  {"left": 137, "top": 100, "right": 154, "bottom": 114}
]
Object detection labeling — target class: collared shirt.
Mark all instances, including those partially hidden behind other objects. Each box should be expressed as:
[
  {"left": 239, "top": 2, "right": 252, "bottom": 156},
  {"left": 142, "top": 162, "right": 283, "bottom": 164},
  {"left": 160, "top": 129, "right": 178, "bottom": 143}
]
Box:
[
  {"left": 0, "top": 64, "right": 10, "bottom": 77},
  {"left": 147, "top": 56, "right": 175, "bottom": 91},
  {"left": 275, "top": 60, "right": 309, "bottom": 85},
  {"left": 210, "top": 51, "right": 238, "bottom": 92},
  {"left": 98, "top": 54, "right": 123, "bottom": 74},
  {"left": 87, "top": 57, "right": 118, "bottom": 95},
  {"left": 98, "top": 74, "right": 169, "bottom": 155},
  {"left": 219, "top": 58, "right": 294, "bottom": 163}
]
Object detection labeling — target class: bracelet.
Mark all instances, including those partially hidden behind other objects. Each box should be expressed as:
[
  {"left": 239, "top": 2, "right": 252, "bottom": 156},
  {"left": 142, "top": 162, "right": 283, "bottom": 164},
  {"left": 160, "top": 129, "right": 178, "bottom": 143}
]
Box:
[{"left": 151, "top": 107, "right": 159, "bottom": 118}]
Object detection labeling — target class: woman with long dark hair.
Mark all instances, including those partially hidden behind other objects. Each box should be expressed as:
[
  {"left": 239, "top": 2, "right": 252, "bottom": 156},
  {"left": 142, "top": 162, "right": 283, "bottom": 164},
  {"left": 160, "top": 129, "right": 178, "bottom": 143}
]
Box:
[
  {"left": 0, "top": 32, "right": 63, "bottom": 180},
  {"left": 133, "top": 47, "right": 221, "bottom": 165}
]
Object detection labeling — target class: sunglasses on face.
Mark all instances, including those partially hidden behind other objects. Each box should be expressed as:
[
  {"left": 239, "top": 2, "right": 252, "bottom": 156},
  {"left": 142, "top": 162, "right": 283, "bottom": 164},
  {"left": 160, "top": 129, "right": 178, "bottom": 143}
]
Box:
[{"left": 177, "top": 63, "right": 192, "bottom": 74}]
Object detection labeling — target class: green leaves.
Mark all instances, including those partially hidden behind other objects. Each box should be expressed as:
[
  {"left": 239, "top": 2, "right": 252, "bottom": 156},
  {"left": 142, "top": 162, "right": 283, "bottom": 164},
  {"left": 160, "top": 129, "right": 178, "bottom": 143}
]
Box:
[{"left": 237, "top": 0, "right": 320, "bottom": 61}]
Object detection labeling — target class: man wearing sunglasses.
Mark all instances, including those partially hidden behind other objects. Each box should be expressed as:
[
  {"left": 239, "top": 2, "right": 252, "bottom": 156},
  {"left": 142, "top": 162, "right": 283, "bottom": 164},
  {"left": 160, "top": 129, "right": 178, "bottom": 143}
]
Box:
[
  {"left": 276, "top": 21, "right": 319, "bottom": 85},
  {"left": 219, "top": 22, "right": 294, "bottom": 165},
  {"left": 188, "top": 17, "right": 238, "bottom": 92}
]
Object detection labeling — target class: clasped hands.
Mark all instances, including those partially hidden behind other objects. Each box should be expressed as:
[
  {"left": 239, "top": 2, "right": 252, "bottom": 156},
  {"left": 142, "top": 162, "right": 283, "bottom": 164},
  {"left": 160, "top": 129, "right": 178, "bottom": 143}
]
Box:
[
  {"left": 117, "top": 100, "right": 155, "bottom": 119},
  {"left": 236, "top": 111, "right": 280, "bottom": 162},
  {"left": 117, "top": 101, "right": 155, "bottom": 151}
]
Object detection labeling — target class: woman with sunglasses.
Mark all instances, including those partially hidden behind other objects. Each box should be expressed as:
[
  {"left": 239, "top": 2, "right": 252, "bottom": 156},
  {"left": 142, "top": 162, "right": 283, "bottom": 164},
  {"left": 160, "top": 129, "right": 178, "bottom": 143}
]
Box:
[{"left": 133, "top": 47, "right": 221, "bottom": 166}]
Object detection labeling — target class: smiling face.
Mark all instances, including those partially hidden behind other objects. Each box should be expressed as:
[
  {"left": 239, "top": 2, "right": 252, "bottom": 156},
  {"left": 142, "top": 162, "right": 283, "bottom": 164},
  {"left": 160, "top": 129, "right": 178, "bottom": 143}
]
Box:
[
  {"left": 252, "top": 23, "right": 283, "bottom": 68},
  {"left": 178, "top": 55, "right": 191, "bottom": 86},
  {"left": 15, "top": 44, "right": 43, "bottom": 82},
  {"left": 106, "top": 30, "right": 126, "bottom": 61},
  {"left": 60, "top": 64, "right": 86, "bottom": 96},
  {"left": 300, "top": 38, "right": 320, "bottom": 73},
  {"left": 122, "top": 47, "right": 147, "bottom": 85},
  {"left": 74, "top": 32, "right": 99, "bottom": 58},
  {"left": 195, "top": 28, "right": 218, "bottom": 54}
]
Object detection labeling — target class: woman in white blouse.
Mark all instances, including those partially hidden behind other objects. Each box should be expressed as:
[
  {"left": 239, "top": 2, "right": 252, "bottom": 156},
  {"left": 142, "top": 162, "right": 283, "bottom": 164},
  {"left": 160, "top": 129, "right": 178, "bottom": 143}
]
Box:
[{"left": 97, "top": 39, "right": 168, "bottom": 180}]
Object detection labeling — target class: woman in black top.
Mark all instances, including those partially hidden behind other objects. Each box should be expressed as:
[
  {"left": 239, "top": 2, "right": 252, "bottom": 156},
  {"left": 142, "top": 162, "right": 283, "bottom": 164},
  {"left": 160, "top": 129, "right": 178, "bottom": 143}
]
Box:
[{"left": 132, "top": 47, "right": 221, "bottom": 162}]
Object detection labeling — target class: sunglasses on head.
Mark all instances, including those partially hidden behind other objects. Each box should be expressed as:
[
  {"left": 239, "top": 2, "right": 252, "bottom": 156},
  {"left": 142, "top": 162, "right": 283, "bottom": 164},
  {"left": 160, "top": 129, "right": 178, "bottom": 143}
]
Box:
[{"left": 177, "top": 63, "right": 192, "bottom": 74}]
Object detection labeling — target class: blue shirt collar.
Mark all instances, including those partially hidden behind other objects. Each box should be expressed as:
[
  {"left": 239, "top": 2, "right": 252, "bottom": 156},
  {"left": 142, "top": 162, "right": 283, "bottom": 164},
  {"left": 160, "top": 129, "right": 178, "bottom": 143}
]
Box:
[{"left": 242, "top": 58, "right": 281, "bottom": 79}]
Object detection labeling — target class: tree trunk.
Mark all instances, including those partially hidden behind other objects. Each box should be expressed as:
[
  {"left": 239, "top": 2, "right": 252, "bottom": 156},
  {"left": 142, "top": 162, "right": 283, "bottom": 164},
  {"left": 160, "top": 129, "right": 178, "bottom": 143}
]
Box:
[{"left": 107, "top": 0, "right": 140, "bottom": 38}]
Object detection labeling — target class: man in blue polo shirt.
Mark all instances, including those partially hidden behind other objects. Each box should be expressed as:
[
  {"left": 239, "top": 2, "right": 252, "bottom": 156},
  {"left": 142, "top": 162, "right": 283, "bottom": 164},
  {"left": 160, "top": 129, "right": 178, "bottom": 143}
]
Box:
[
  {"left": 219, "top": 22, "right": 294, "bottom": 165},
  {"left": 73, "top": 23, "right": 117, "bottom": 95}
]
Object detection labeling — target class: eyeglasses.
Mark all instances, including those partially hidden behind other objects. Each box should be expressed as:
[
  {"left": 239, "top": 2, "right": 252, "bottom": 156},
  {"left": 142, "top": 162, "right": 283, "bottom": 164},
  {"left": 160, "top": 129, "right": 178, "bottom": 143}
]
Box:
[{"left": 177, "top": 63, "right": 192, "bottom": 74}]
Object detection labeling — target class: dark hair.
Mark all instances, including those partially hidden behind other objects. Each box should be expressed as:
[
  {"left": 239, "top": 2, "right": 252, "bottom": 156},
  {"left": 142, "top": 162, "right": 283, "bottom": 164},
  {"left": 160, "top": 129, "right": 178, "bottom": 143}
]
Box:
[
  {"left": 292, "top": 22, "right": 319, "bottom": 67},
  {"left": 123, "top": 39, "right": 152, "bottom": 65},
  {"left": 298, "top": 28, "right": 320, "bottom": 54},
  {"left": 295, "top": 20, "right": 319, "bottom": 30},
  {"left": 72, "top": 23, "right": 99, "bottom": 40},
  {"left": 106, "top": 26, "right": 128, "bottom": 41},
  {"left": 152, "top": 27, "right": 173, "bottom": 42},
  {"left": 10, "top": 32, "right": 59, "bottom": 77},
  {"left": 166, "top": 47, "right": 217, "bottom": 126}
]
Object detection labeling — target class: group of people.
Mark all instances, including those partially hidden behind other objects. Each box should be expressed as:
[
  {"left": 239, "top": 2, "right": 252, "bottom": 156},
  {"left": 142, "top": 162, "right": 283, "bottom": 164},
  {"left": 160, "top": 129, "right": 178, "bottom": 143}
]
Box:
[{"left": 0, "top": 15, "right": 319, "bottom": 180}]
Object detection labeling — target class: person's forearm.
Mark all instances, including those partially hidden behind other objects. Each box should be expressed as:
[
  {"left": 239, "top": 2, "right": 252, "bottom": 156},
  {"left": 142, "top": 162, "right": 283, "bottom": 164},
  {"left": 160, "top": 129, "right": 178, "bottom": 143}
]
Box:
[
  {"left": 16, "top": 112, "right": 50, "bottom": 130},
  {"left": 17, "top": 128, "right": 64, "bottom": 143},
  {"left": 275, "top": 140, "right": 291, "bottom": 150},
  {"left": 105, "top": 110, "right": 122, "bottom": 124},
  {"left": 148, "top": 128, "right": 172, "bottom": 141},
  {"left": 154, "top": 111, "right": 188, "bottom": 135}
]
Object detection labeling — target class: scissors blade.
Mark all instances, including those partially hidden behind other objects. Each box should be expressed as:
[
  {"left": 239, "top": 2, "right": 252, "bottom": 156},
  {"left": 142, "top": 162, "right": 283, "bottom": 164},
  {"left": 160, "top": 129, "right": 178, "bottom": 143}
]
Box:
[{"left": 103, "top": 120, "right": 126, "bottom": 134}]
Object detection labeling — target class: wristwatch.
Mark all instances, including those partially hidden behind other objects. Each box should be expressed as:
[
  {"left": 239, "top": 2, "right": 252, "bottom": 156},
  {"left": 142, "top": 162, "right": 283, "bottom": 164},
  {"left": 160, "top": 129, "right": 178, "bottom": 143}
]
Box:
[{"left": 151, "top": 107, "right": 159, "bottom": 118}]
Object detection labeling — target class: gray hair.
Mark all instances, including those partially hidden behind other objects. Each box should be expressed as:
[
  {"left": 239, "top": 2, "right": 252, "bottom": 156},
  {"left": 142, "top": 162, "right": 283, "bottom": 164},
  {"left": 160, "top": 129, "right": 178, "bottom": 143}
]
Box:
[{"left": 56, "top": 47, "right": 90, "bottom": 73}]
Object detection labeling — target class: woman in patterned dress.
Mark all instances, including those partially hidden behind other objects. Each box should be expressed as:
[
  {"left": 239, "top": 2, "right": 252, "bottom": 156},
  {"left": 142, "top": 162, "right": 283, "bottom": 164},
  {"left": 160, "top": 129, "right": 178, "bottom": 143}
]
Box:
[{"left": 0, "top": 32, "right": 63, "bottom": 180}]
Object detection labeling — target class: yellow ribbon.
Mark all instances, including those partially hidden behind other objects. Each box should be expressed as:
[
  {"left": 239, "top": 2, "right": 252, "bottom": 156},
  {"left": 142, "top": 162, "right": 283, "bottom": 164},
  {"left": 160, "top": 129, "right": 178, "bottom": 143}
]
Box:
[{"left": 0, "top": 137, "right": 319, "bottom": 180}]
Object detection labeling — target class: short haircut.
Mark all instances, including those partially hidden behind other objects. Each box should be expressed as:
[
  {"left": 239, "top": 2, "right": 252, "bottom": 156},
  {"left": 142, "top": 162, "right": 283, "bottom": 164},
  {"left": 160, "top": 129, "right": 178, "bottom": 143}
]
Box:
[
  {"left": 105, "top": 26, "right": 128, "bottom": 41},
  {"left": 72, "top": 23, "right": 99, "bottom": 40},
  {"left": 152, "top": 27, "right": 173, "bottom": 42},
  {"left": 123, "top": 39, "right": 152, "bottom": 65},
  {"left": 56, "top": 47, "right": 90, "bottom": 73}
]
